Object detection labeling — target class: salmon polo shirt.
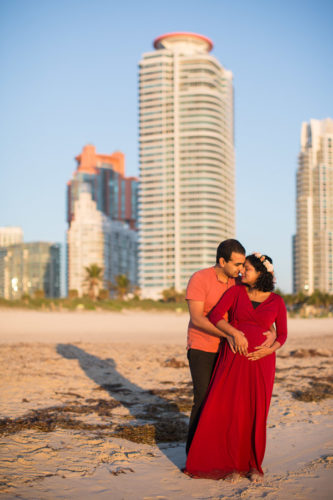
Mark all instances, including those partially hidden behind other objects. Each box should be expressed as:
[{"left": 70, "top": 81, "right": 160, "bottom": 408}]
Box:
[{"left": 186, "top": 267, "right": 236, "bottom": 353}]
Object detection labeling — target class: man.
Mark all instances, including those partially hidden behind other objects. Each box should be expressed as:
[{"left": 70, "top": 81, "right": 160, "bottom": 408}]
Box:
[{"left": 185, "top": 239, "right": 275, "bottom": 453}]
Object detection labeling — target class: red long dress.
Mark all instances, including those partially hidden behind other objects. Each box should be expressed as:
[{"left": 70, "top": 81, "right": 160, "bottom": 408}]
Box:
[{"left": 184, "top": 284, "right": 287, "bottom": 479}]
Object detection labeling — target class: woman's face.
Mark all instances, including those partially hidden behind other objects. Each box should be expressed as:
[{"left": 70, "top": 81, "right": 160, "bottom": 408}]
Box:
[{"left": 241, "top": 260, "right": 261, "bottom": 287}]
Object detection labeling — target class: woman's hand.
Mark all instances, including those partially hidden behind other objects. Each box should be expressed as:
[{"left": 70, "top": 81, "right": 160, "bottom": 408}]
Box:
[
  {"left": 231, "top": 331, "right": 248, "bottom": 356},
  {"left": 258, "top": 326, "right": 276, "bottom": 348},
  {"left": 247, "top": 346, "right": 273, "bottom": 361}
]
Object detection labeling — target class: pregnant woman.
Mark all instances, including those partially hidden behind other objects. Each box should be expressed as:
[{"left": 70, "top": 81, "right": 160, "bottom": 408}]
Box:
[{"left": 184, "top": 253, "right": 287, "bottom": 482}]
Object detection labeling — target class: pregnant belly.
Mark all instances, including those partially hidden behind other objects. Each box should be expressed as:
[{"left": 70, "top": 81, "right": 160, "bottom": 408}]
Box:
[{"left": 237, "top": 322, "right": 267, "bottom": 351}]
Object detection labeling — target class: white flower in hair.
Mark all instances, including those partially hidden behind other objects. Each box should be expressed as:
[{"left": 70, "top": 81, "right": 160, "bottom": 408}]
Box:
[
  {"left": 254, "top": 252, "right": 265, "bottom": 263},
  {"left": 263, "top": 261, "right": 274, "bottom": 274},
  {"left": 254, "top": 252, "right": 274, "bottom": 274}
]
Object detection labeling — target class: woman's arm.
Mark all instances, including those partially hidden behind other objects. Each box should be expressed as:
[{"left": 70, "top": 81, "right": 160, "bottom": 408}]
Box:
[
  {"left": 247, "top": 297, "right": 287, "bottom": 361},
  {"left": 188, "top": 300, "right": 239, "bottom": 353},
  {"left": 208, "top": 287, "right": 249, "bottom": 355},
  {"left": 214, "top": 318, "right": 249, "bottom": 356},
  {"left": 187, "top": 300, "right": 231, "bottom": 339}
]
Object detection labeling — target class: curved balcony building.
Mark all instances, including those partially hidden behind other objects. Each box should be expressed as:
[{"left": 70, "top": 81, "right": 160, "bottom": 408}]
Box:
[{"left": 138, "top": 32, "right": 235, "bottom": 298}]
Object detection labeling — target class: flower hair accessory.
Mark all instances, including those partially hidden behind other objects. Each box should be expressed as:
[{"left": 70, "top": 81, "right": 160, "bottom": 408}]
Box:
[{"left": 253, "top": 252, "right": 274, "bottom": 274}]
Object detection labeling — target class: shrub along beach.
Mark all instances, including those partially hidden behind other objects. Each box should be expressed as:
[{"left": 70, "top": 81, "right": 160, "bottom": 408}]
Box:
[{"left": 1, "top": 288, "right": 333, "bottom": 317}]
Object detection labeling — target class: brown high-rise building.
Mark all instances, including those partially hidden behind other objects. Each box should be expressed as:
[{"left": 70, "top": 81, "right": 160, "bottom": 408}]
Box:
[
  {"left": 67, "top": 145, "right": 138, "bottom": 230},
  {"left": 66, "top": 145, "right": 139, "bottom": 296}
]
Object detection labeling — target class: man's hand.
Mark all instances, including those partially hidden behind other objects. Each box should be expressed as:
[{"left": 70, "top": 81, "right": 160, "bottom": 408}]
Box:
[
  {"left": 231, "top": 331, "right": 248, "bottom": 356},
  {"left": 256, "top": 325, "right": 276, "bottom": 349},
  {"left": 247, "top": 346, "right": 273, "bottom": 361},
  {"left": 226, "top": 335, "right": 236, "bottom": 354}
]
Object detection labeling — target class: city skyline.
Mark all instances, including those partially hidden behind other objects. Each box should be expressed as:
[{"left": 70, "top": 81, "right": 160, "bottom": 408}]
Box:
[{"left": 1, "top": 0, "right": 333, "bottom": 293}]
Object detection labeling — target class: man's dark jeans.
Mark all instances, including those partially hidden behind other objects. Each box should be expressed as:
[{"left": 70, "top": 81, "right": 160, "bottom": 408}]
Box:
[{"left": 186, "top": 348, "right": 219, "bottom": 454}]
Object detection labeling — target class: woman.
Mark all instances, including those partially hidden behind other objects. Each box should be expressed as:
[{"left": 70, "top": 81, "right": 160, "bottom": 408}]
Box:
[{"left": 184, "top": 253, "right": 287, "bottom": 482}]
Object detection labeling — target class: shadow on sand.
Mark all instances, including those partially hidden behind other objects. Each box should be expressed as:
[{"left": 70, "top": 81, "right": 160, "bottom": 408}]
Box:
[{"left": 55, "top": 343, "right": 190, "bottom": 467}]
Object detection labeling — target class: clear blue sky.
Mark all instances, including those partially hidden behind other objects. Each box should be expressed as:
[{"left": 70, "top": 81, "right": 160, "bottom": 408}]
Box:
[{"left": 1, "top": 0, "right": 332, "bottom": 293}]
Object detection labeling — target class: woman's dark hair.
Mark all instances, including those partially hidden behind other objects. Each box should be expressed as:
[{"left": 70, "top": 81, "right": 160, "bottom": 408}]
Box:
[
  {"left": 246, "top": 254, "right": 275, "bottom": 292},
  {"left": 216, "top": 239, "right": 246, "bottom": 264}
]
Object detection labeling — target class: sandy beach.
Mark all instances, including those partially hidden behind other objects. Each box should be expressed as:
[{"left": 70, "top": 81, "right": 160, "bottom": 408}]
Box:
[{"left": 0, "top": 309, "right": 332, "bottom": 499}]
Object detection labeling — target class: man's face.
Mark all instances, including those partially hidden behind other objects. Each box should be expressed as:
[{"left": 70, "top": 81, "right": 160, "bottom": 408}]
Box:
[{"left": 219, "top": 252, "right": 245, "bottom": 278}]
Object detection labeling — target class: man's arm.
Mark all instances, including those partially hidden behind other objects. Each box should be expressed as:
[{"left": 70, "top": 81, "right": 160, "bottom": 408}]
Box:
[
  {"left": 257, "top": 324, "right": 277, "bottom": 349},
  {"left": 187, "top": 300, "right": 229, "bottom": 339},
  {"left": 187, "top": 300, "right": 248, "bottom": 354}
]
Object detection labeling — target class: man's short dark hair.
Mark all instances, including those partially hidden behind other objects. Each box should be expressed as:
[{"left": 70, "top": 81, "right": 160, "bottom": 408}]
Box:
[{"left": 216, "top": 239, "right": 246, "bottom": 264}]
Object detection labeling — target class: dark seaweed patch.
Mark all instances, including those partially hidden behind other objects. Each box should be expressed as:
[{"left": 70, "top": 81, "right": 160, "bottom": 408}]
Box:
[
  {"left": 113, "top": 419, "right": 188, "bottom": 445},
  {"left": 291, "top": 381, "right": 333, "bottom": 402},
  {"left": 0, "top": 399, "right": 120, "bottom": 436},
  {"left": 161, "top": 357, "right": 187, "bottom": 368}
]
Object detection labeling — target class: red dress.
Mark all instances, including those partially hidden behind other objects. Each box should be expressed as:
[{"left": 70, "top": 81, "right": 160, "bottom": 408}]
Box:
[{"left": 184, "top": 284, "right": 287, "bottom": 479}]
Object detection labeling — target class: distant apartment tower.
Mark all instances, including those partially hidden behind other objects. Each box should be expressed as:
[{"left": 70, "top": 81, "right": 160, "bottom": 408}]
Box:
[
  {"left": 138, "top": 32, "right": 235, "bottom": 298},
  {"left": 0, "top": 227, "right": 23, "bottom": 247},
  {"left": 67, "top": 189, "right": 138, "bottom": 296},
  {"left": 293, "top": 118, "right": 333, "bottom": 294},
  {"left": 0, "top": 242, "right": 61, "bottom": 299},
  {"left": 67, "top": 189, "right": 111, "bottom": 296},
  {"left": 66, "top": 146, "right": 138, "bottom": 296}
]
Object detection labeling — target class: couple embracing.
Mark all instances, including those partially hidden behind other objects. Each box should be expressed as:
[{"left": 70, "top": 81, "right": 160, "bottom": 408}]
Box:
[{"left": 184, "top": 239, "right": 287, "bottom": 482}]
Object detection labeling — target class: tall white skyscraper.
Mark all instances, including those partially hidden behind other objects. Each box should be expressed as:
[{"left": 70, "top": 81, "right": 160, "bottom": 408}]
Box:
[
  {"left": 138, "top": 32, "right": 235, "bottom": 299},
  {"left": 293, "top": 118, "right": 333, "bottom": 294}
]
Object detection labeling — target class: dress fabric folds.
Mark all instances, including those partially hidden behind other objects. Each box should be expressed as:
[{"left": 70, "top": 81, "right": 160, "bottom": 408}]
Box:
[{"left": 184, "top": 284, "right": 287, "bottom": 480}]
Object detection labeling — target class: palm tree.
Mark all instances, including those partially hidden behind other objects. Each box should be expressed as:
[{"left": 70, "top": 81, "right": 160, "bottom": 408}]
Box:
[
  {"left": 162, "top": 287, "right": 185, "bottom": 303},
  {"left": 83, "top": 264, "right": 103, "bottom": 301},
  {"left": 113, "top": 274, "right": 130, "bottom": 300}
]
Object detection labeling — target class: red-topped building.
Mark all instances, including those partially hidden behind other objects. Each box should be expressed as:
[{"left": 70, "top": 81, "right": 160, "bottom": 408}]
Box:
[
  {"left": 67, "top": 145, "right": 138, "bottom": 230},
  {"left": 66, "top": 145, "right": 139, "bottom": 296}
]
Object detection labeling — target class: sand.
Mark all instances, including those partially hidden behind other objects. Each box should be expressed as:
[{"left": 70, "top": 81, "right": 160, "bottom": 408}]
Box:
[{"left": 0, "top": 309, "right": 332, "bottom": 499}]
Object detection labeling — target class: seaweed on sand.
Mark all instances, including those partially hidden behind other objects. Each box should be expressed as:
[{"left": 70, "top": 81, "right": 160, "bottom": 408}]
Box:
[
  {"left": 0, "top": 390, "right": 190, "bottom": 444},
  {"left": 113, "top": 419, "right": 188, "bottom": 445},
  {"left": 291, "top": 380, "right": 333, "bottom": 402},
  {"left": 0, "top": 399, "right": 120, "bottom": 436}
]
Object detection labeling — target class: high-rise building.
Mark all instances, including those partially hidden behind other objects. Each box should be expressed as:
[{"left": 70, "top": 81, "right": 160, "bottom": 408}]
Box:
[
  {"left": 0, "top": 227, "right": 23, "bottom": 247},
  {"left": 67, "top": 145, "right": 138, "bottom": 230},
  {"left": 66, "top": 146, "right": 138, "bottom": 296},
  {"left": 138, "top": 32, "right": 235, "bottom": 299},
  {"left": 67, "top": 189, "right": 138, "bottom": 296},
  {"left": 0, "top": 242, "right": 61, "bottom": 299},
  {"left": 67, "top": 189, "right": 112, "bottom": 296},
  {"left": 293, "top": 118, "right": 333, "bottom": 294}
]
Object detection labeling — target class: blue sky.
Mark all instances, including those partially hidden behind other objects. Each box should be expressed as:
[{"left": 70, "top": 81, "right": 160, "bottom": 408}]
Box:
[{"left": 1, "top": 0, "right": 332, "bottom": 293}]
